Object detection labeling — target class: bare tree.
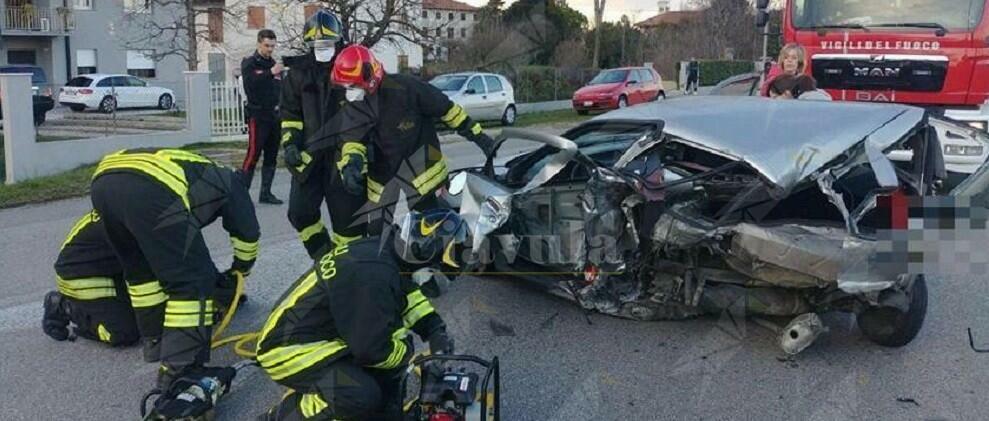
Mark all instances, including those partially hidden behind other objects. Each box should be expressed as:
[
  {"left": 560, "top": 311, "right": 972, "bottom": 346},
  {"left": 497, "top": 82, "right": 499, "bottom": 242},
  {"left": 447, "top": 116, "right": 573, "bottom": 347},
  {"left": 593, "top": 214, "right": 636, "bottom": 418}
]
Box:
[
  {"left": 591, "top": 0, "right": 605, "bottom": 68},
  {"left": 116, "top": 0, "right": 248, "bottom": 71}
]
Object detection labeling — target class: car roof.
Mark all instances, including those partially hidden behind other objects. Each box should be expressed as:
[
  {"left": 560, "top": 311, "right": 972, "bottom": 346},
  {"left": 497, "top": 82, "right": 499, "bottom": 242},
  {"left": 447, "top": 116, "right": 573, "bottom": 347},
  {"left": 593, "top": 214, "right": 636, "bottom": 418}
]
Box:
[
  {"left": 599, "top": 96, "right": 926, "bottom": 189},
  {"left": 72, "top": 74, "right": 131, "bottom": 79},
  {"left": 438, "top": 72, "right": 504, "bottom": 78}
]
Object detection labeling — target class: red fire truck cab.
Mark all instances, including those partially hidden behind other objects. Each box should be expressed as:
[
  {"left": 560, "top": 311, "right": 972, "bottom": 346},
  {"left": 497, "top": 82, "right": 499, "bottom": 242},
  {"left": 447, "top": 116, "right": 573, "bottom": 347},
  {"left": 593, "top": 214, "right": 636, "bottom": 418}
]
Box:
[{"left": 784, "top": 0, "right": 989, "bottom": 131}]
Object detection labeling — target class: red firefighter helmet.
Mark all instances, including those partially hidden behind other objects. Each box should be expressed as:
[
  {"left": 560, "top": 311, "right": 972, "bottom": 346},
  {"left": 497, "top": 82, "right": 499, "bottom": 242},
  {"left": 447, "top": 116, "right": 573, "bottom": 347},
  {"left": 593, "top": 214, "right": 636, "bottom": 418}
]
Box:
[{"left": 331, "top": 45, "right": 384, "bottom": 95}]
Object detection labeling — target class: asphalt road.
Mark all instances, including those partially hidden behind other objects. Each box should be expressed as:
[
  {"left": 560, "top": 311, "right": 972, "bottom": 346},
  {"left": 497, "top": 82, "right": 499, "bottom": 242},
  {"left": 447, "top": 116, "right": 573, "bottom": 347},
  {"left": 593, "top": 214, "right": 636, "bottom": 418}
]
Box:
[{"left": 2, "top": 134, "right": 988, "bottom": 420}]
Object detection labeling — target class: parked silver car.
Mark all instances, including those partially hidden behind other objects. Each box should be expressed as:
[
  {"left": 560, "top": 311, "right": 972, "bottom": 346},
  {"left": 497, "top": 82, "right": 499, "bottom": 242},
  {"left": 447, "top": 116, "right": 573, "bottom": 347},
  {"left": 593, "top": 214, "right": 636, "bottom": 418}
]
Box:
[{"left": 430, "top": 72, "right": 517, "bottom": 126}]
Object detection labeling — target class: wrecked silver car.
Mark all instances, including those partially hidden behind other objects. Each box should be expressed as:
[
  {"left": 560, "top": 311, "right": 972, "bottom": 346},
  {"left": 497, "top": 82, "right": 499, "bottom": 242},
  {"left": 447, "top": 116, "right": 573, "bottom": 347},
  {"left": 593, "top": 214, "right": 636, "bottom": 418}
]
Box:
[{"left": 451, "top": 96, "right": 981, "bottom": 354}]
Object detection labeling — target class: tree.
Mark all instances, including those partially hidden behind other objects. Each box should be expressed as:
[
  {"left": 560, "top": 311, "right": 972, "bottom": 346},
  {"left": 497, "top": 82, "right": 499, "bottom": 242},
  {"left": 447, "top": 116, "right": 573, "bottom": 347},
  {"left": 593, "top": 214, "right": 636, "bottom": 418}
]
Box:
[
  {"left": 502, "top": 0, "right": 588, "bottom": 64},
  {"left": 591, "top": 0, "right": 605, "bottom": 69}
]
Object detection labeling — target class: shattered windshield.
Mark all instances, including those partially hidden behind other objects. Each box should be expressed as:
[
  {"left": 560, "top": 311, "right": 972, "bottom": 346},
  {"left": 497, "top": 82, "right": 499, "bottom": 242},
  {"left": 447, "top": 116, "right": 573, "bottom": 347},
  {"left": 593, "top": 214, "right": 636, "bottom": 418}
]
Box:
[
  {"left": 521, "top": 124, "right": 655, "bottom": 183},
  {"left": 792, "top": 0, "right": 985, "bottom": 30}
]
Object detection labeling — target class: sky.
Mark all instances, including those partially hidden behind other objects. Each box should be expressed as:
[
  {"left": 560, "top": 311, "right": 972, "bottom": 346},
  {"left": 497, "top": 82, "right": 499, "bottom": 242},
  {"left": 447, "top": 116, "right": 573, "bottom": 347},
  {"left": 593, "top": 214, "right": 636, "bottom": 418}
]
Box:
[{"left": 459, "top": 0, "right": 692, "bottom": 24}]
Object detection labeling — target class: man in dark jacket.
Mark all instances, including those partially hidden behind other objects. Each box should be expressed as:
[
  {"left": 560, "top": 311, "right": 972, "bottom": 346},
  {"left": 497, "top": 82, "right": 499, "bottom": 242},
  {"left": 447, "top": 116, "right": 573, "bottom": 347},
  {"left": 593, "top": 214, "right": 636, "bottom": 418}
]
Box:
[
  {"left": 257, "top": 208, "right": 467, "bottom": 420},
  {"left": 280, "top": 9, "right": 360, "bottom": 259},
  {"left": 241, "top": 29, "right": 285, "bottom": 204}
]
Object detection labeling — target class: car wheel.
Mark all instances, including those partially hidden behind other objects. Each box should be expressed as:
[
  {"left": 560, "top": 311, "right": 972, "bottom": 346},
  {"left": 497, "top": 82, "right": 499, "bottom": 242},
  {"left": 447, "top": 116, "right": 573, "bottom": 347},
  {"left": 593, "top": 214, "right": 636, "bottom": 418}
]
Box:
[
  {"left": 69, "top": 105, "right": 85, "bottom": 112},
  {"left": 158, "top": 94, "right": 173, "bottom": 110},
  {"left": 577, "top": 109, "right": 589, "bottom": 115},
  {"left": 656, "top": 91, "right": 666, "bottom": 101},
  {"left": 857, "top": 275, "right": 927, "bottom": 347},
  {"left": 618, "top": 95, "right": 628, "bottom": 108},
  {"left": 99, "top": 96, "right": 117, "bottom": 113},
  {"left": 501, "top": 105, "right": 517, "bottom": 126}
]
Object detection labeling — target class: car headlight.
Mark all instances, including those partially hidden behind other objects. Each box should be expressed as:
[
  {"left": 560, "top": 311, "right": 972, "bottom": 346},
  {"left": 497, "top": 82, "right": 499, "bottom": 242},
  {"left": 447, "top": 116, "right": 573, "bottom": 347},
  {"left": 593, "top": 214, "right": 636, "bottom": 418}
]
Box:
[
  {"left": 968, "top": 121, "right": 987, "bottom": 131},
  {"left": 944, "top": 144, "right": 985, "bottom": 156}
]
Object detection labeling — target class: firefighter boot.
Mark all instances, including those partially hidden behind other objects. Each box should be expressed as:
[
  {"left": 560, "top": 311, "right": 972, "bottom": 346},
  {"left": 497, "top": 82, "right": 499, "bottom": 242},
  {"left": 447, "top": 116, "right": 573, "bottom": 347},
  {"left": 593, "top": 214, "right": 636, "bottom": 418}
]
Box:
[
  {"left": 259, "top": 166, "right": 283, "bottom": 205},
  {"left": 42, "top": 291, "right": 71, "bottom": 341}
]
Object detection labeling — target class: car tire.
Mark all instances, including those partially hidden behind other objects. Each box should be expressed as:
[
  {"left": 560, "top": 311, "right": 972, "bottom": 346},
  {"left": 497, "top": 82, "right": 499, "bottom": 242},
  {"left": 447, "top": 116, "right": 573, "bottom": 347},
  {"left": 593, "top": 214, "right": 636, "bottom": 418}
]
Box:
[
  {"left": 69, "top": 105, "right": 85, "bottom": 112},
  {"left": 158, "top": 94, "right": 173, "bottom": 110},
  {"left": 618, "top": 95, "right": 628, "bottom": 108},
  {"left": 656, "top": 91, "right": 666, "bottom": 101},
  {"left": 577, "top": 109, "right": 589, "bottom": 115},
  {"left": 501, "top": 105, "right": 517, "bottom": 126},
  {"left": 857, "top": 275, "right": 927, "bottom": 347},
  {"left": 99, "top": 96, "right": 117, "bottom": 113}
]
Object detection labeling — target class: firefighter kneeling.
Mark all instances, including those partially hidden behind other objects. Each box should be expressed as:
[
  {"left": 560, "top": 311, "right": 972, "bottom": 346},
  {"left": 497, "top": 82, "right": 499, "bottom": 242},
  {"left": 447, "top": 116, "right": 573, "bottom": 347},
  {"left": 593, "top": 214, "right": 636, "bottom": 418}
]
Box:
[{"left": 257, "top": 208, "right": 469, "bottom": 420}]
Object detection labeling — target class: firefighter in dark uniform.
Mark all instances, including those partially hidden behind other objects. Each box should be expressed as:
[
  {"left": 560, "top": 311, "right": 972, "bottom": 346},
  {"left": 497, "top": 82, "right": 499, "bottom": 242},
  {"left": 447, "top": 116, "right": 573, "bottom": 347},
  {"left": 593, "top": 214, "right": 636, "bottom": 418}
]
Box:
[
  {"left": 241, "top": 28, "right": 285, "bottom": 204},
  {"left": 256, "top": 208, "right": 467, "bottom": 420},
  {"left": 81, "top": 148, "right": 260, "bottom": 391},
  {"left": 306, "top": 45, "right": 496, "bottom": 234},
  {"left": 42, "top": 210, "right": 139, "bottom": 346},
  {"left": 280, "top": 9, "right": 361, "bottom": 259}
]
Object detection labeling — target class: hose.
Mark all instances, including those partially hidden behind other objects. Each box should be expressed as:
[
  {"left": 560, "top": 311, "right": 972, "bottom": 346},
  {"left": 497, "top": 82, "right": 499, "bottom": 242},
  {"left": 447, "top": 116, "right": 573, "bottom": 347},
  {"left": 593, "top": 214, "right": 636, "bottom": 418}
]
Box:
[{"left": 209, "top": 272, "right": 258, "bottom": 359}]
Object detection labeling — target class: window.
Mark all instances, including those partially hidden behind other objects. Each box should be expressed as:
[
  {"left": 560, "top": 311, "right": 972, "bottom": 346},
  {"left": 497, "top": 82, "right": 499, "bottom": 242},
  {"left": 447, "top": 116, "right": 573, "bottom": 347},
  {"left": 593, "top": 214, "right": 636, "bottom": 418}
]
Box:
[
  {"left": 76, "top": 49, "right": 97, "bottom": 75},
  {"left": 447, "top": 27, "right": 454, "bottom": 38},
  {"left": 126, "top": 50, "right": 156, "bottom": 78},
  {"left": 460, "top": 28, "right": 466, "bottom": 38},
  {"left": 466, "top": 76, "right": 485, "bottom": 94},
  {"left": 435, "top": 11, "right": 440, "bottom": 19},
  {"left": 110, "top": 76, "right": 129, "bottom": 87},
  {"left": 398, "top": 55, "right": 409, "bottom": 71},
  {"left": 448, "top": 12, "right": 454, "bottom": 20},
  {"left": 208, "top": 8, "right": 223, "bottom": 43},
  {"left": 66, "top": 77, "right": 93, "bottom": 87},
  {"left": 436, "top": 28, "right": 441, "bottom": 37},
  {"left": 461, "top": 13, "right": 466, "bottom": 20},
  {"left": 123, "top": 0, "right": 149, "bottom": 13},
  {"left": 247, "top": 6, "right": 265, "bottom": 29},
  {"left": 7, "top": 50, "right": 36, "bottom": 65},
  {"left": 634, "top": 70, "right": 651, "bottom": 83},
  {"left": 484, "top": 75, "right": 503, "bottom": 92},
  {"left": 304, "top": 4, "right": 319, "bottom": 20},
  {"left": 640, "top": 69, "right": 655, "bottom": 82},
  {"left": 73, "top": 0, "right": 92, "bottom": 10},
  {"left": 421, "top": 10, "right": 427, "bottom": 19},
  {"left": 96, "top": 78, "right": 114, "bottom": 87},
  {"left": 127, "top": 76, "right": 147, "bottom": 87}
]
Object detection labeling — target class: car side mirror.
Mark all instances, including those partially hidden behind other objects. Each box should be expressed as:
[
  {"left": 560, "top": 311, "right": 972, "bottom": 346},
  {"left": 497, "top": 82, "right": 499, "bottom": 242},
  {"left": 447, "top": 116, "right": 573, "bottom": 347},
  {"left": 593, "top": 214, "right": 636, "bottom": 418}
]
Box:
[{"left": 465, "top": 88, "right": 476, "bottom": 95}]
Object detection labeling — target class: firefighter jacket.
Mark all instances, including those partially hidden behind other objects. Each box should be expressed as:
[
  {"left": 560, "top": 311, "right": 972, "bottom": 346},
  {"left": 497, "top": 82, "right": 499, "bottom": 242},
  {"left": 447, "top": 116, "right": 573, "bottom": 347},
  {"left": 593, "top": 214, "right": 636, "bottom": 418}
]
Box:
[
  {"left": 241, "top": 51, "right": 281, "bottom": 120},
  {"left": 278, "top": 54, "right": 346, "bottom": 173},
  {"left": 91, "top": 148, "right": 261, "bottom": 273},
  {"left": 256, "top": 238, "right": 445, "bottom": 381}
]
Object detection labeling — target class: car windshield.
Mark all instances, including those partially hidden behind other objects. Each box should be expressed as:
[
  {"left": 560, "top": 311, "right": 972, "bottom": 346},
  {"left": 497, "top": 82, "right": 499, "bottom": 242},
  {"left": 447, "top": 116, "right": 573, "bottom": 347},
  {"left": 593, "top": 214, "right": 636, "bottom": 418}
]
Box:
[
  {"left": 66, "top": 77, "right": 93, "bottom": 87},
  {"left": 0, "top": 66, "right": 47, "bottom": 85},
  {"left": 589, "top": 70, "right": 629, "bottom": 85},
  {"left": 430, "top": 75, "right": 468, "bottom": 91},
  {"left": 791, "top": 0, "right": 985, "bottom": 31},
  {"left": 520, "top": 123, "right": 656, "bottom": 183}
]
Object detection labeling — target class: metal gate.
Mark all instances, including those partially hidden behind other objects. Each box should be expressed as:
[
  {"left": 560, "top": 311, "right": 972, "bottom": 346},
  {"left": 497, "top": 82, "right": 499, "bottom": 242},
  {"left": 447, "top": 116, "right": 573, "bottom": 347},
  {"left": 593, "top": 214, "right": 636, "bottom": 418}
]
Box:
[{"left": 209, "top": 80, "right": 246, "bottom": 139}]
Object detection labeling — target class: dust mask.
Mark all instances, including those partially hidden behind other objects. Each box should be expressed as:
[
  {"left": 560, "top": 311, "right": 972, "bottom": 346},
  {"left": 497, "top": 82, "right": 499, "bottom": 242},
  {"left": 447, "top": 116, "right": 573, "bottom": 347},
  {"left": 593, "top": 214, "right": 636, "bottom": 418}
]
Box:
[{"left": 314, "top": 47, "right": 335, "bottom": 63}]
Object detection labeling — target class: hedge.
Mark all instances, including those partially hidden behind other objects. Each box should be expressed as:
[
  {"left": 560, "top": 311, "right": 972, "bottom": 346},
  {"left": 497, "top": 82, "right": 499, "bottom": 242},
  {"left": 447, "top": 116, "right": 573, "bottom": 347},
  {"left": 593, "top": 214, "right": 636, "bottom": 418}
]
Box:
[{"left": 422, "top": 64, "right": 600, "bottom": 103}]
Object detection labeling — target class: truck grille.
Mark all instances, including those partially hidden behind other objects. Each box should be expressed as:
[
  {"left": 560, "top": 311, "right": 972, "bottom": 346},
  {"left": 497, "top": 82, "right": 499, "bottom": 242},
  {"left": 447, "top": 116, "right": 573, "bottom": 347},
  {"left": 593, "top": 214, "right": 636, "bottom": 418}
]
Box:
[{"left": 812, "top": 55, "right": 948, "bottom": 92}]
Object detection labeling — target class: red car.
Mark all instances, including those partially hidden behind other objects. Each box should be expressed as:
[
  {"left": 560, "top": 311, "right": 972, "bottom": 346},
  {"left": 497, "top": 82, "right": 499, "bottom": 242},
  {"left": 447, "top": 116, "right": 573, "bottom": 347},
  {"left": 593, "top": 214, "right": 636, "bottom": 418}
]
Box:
[{"left": 572, "top": 67, "right": 665, "bottom": 114}]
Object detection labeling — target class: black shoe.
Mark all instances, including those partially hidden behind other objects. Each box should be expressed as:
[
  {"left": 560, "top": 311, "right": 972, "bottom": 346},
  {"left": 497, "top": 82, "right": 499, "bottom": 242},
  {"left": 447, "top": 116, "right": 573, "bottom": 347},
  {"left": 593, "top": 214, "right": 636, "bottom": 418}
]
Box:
[
  {"left": 42, "top": 291, "right": 70, "bottom": 341},
  {"left": 259, "top": 192, "right": 283, "bottom": 205}
]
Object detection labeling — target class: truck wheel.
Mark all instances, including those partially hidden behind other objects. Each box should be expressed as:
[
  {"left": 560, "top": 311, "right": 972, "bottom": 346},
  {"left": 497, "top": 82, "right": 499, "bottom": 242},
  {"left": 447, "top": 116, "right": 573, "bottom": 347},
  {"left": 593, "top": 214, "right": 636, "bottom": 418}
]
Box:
[{"left": 857, "top": 275, "right": 927, "bottom": 347}]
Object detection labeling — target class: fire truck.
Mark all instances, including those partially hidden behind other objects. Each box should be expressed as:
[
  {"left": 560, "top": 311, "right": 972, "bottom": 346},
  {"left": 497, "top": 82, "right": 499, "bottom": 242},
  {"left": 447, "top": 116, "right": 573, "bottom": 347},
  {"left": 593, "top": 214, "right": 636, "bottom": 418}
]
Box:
[{"left": 781, "top": 0, "right": 989, "bottom": 132}]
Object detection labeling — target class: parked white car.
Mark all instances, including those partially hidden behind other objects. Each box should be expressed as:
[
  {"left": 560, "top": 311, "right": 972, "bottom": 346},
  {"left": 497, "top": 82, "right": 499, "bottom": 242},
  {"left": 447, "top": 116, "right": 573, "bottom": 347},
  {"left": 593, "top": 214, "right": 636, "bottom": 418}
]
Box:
[
  {"left": 429, "top": 72, "right": 517, "bottom": 126},
  {"left": 59, "top": 74, "right": 175, "bottom": 113}
]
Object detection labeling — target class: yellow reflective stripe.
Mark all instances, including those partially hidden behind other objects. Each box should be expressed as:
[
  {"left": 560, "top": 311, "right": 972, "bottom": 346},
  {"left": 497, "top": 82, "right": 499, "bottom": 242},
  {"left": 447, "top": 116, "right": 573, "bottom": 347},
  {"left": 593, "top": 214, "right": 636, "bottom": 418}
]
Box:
[
  {"left": 331, "top": 231, "right": 361, "bottom": 247},
  {"left": 448, "top": 109, "right": 468, "bottom": 128},
  {"left": 263, "top": 340, "right": 348, "bottom": 380},
  {"left": 366, "top": 178, "right": 384, "bottom": 203},
  {"left": 258, "top": 272, "right": 320, "bottom": 346},
  {"left": 57, "top": 276, "right": 117, "bottom": 300},
  {"left": 299, "top": 221, "right": 326, "bottom": 242},
  {"left": 281, "top": 120, "right": 303, "bottom": 130},
  {"left": 369, "top": 330, "right": 408, "bottom": 369},
  {"left": 163, "top": 299, "right": 216, "bottom": 328},
  {"left": 97, "top": 324, "right": 112, "bottom": 342},
  {"left": 157, "top": 150, "right": 211, "bottom": 164},
  {"left": 231, "top": 237, "right": 259, "bottom": 261},
  {"left": 470, "top": 123, "right": 482, "bottom": 136},
  {"left": 337, "top": 142, "right": 368, "bottom": 172},
  {"left": 412, "top": 160, "right": 448, "bottom": 194},
  {"left": 402, "top": 290, "right": 435, "bottom": 328},
  {"left": 62, "top": 210, "right": 99, "bottom": 248},
  {"left": 257, "top": 341, "right": 330, "bottom": 367},
  {"left": 300, "top": 393, "right": 329, "bottom": 418},
  {"left": 94, "top": 152, "right": 191, "bottom": 209},
  {"left": 281, "top": 132, "right": 293, "bottom": 146},
  {"left": 441, "top": 104, "right": 462, "bottom": 123},
  {"left": 127, "top": 280, "right": 168, "bottom": 308},
  {"left": 295, "top": 151, "right": 313, "bottom": 173}
]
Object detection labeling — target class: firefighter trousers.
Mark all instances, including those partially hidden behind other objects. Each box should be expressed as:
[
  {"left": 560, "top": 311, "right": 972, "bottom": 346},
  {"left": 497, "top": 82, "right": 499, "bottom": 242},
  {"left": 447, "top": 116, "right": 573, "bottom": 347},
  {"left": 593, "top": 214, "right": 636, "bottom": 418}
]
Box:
[
  {"left": 244, "top": 115, "right": 281, "bottom": 194},
  {"left": 264, "top": 356, "right": 404, "bottom": 421},
  {"left": 91, "top": 173, "right": 217, "bottom": 370},
  {"left": 57, "top": 275, "right": 140, "bottom": 346},
  {"left": 287, "top": 158, "right": 368, "bottom": 260}
]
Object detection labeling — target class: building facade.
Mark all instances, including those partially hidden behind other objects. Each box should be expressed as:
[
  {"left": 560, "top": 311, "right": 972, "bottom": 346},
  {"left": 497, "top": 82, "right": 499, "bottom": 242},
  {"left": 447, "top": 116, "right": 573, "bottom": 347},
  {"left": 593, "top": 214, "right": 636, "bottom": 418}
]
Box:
[
  {"left": 420, "top": 0, "right": 478, "bottom": 61},
  {"left": 198, "top": 1, "right": 424, "bottom": 83},
  {"left": 0, "top": 0, "right": 186, "bottom": 102}
]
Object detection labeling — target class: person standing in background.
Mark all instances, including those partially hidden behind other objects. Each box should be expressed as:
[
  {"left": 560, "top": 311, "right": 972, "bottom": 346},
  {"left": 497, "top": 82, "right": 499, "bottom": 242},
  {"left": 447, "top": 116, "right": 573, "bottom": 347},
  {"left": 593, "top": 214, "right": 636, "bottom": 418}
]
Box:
[
  {"left": 241, "top": 29, "right": 285, "bottom": 205},
  {"left": 685, "top": 58, "right": 700, "bottom": 95}
]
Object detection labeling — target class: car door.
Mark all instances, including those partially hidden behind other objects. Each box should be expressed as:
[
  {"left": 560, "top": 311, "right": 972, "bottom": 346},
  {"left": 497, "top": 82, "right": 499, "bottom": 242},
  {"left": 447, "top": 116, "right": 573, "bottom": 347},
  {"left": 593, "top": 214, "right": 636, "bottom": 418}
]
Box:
[
  {"left": 638, "top": 69, "right": 659, "bottom": 101},
  {"left": 127, "top": 76, "right": 151, "bottom": 106},
  {"left": 459, "top": 75, "right": 489, "bottom": 120},
  {"left": 109, "top": 76, "right": 134, "bottom": 108},
  {"left": 483, "top": 75, "right": 508, "bottom": 119}
]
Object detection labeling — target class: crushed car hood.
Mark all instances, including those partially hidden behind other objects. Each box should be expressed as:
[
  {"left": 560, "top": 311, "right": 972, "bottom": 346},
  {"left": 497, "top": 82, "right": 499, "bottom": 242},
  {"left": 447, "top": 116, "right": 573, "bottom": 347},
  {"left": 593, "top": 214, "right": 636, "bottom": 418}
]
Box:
[{"left": 602, "top": 96, "right": 927, "bottom": 189}]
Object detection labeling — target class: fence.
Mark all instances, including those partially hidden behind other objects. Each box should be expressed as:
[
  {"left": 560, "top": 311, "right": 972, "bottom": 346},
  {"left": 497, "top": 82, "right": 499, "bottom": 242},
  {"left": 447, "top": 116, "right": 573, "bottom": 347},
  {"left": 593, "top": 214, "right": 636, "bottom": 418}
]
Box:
[{"left": 209, "top": 81, "right": 246, "bottom": 139}]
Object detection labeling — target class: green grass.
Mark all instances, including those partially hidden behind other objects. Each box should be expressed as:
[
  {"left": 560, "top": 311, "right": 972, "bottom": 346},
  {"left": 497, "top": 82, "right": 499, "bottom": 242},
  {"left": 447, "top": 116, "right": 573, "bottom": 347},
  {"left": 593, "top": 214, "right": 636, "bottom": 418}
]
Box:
[{"left": 0, "top": 140, "right": 246, "bottom": 209}]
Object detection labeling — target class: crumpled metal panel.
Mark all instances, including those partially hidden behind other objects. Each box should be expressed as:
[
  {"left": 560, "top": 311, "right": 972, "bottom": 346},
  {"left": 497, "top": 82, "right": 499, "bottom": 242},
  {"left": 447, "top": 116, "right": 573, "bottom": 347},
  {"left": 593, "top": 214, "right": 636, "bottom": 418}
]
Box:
[{"left": 601, "top": 96, "right": 926, "bottom": 189}]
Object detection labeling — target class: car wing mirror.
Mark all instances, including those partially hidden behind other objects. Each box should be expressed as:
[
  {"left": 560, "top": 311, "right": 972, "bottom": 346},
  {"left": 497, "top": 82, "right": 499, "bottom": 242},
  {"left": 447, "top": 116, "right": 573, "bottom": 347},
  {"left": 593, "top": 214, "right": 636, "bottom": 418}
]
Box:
[{"left": 465, "top": 88, "right": 476, "bottom": 95}]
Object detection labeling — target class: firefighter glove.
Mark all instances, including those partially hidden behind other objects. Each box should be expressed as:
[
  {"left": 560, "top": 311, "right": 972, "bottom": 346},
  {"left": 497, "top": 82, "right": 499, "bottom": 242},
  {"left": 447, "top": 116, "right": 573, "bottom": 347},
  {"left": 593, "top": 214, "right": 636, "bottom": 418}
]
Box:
[
  {"left": 283, "top": 144, "right": 304, "bottom": 168},
  {"left": 340, "top": 154, "right": 366, "bottom": 196},
  {"left": 427, "top": 328, "right": 455, "bottom": 355}
]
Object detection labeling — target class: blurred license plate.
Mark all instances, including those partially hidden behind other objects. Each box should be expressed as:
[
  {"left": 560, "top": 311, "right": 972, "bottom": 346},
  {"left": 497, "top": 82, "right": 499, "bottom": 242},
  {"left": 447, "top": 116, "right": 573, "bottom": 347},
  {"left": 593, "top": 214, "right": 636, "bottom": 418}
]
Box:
[{"left": 583, "top": 101, "right": 593, "bottom": 106}]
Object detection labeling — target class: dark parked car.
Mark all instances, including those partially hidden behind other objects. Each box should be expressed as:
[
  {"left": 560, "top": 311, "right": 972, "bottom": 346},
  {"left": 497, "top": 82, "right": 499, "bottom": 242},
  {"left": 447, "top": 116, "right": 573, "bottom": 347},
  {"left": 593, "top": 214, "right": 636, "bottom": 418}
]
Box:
[{"left": 0, "top": 65, "right": 55, "bottom": 126}]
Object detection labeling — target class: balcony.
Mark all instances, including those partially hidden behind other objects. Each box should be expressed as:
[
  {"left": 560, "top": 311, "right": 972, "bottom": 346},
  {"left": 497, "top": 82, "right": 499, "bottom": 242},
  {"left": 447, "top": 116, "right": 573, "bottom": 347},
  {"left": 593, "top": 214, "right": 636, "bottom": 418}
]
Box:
[{"left": 1, "top": 6, "right": 74, "bottom": 35}]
